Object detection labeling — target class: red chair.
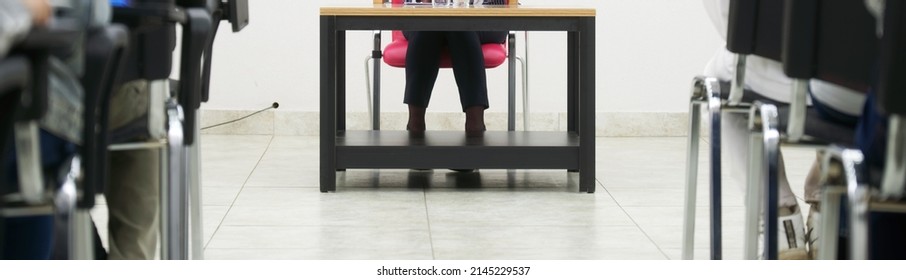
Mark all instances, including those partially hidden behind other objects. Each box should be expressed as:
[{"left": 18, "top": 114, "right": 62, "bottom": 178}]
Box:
[{"left": 365, "top": 0, "right": 529, "bottom": 131}]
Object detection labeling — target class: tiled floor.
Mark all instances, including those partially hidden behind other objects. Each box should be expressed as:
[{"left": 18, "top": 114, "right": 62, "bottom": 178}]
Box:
[{"left": 91, "top": 134, "right": 817, "bottom": 260}]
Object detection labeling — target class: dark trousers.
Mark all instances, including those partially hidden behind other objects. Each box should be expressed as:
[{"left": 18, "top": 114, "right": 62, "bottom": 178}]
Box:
[{"left": 403, "top": 31, "right": 505, "bottom": 111}]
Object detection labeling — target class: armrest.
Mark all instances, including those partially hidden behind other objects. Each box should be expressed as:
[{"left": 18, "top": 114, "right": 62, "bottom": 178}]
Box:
[
  {"left": 200, "top": 3, "right": 224, "bottom": 103},
  {"left": 79, "top": 24, "right": 130, "bottom": 209},
  {"left": 112, "top": 2, "right": 178, "bottom": 82},
  {"left": 0, "top": 57, "right": 31, "bottom": 97},
  {"left": 177, "top": 0, "right": 219, "bottom": 11},
  {"left": 11, "top": 22, "right": 83, "bottom": 122},
  {"left": 177, "top": 8, "right": 213, "bottom": 145},
  {"left": 200, "top": 0, "right": 250, "bottom": 102},
  {"left": 112, "top": 3, "right": 184, "bottom": 27},
  {"left": 16, "top": 21, "right": 82, "bottom": 51}
]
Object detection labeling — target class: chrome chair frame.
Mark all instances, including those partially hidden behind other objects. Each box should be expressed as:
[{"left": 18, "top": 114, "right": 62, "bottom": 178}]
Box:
[{"left": 681, "top": 60, "right": 821, "bottom": 260}]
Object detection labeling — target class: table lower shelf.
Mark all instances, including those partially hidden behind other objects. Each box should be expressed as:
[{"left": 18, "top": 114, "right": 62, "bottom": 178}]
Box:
[{"left": 334, "top": 130, "right": 581, "bottom": 170}]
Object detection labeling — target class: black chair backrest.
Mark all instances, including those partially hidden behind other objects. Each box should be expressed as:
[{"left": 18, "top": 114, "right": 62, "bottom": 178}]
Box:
[
  {"left": 782, "top": 0, "right": 878, "bottom": 92},
  {"left": 879, "top": 0, "right": 906, "bottom": 115},
  {"left": 114, "top": 0, "right": 177, "bottom": 82},
  {"left": 727, "top": 0, "right": 786, "bottom": 62},
  {"left": 0, "top": 57, "right": 31, "bottom": 187}
]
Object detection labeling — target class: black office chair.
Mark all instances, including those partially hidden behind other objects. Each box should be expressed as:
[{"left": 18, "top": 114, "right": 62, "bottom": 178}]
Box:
[
  {"left": 817, "top": 0, "right": 906, "bottom": 260},
  {"left": 110, "top": 0, "right": 211, "bottom": 260},
  {"left": 1, "top": 0, "right": 130, "bottom": 259},
  {"left": 109, "top": 0, "right": 247, "bottom": 260}
]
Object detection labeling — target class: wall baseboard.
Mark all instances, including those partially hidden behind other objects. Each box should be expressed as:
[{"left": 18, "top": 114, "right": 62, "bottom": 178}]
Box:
[{"left": 200, "top": 109, "right": 693, "bottom": 137}]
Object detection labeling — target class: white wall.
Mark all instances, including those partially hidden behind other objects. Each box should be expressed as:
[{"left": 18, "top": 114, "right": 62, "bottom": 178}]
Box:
[{"left": 201, "top": 0, "right": 723, "bottom": 115}]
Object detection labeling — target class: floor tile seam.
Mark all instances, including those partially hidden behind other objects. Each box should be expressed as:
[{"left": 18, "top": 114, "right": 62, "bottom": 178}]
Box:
[
  {"left": 205, "top": 134, "right": 276, "bottom": 250},
  {"left": 596, "top": 177, "right": 672, "bottom": 260},
  {"left": 423, "top": 191, "right": 438, "bottom": 260}
]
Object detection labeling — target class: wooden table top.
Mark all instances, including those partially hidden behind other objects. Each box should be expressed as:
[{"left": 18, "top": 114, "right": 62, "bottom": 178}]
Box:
[{"left": 320, "top": 4, "right": 596, "bottom": 17}]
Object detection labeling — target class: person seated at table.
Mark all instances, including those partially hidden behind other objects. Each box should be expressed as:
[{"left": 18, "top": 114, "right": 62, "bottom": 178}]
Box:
[
  {"left": 403, "top": 28, "right": 507, "bottom": 133},
  {"left": 702, "top": 0, "right": 867, "bottom": 259}
]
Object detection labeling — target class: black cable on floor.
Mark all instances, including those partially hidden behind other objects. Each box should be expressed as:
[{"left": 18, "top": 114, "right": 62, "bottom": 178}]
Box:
[{"left": 200, "top": 102, "right": 279, "bottom": 131}]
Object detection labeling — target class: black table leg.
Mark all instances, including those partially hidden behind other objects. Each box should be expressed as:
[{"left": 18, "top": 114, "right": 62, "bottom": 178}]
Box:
[
  {"left": 579, "top": 17, "right": 595, "bottom": 194},
  {"left": 568, "top": 27, "right": 580, "bottom": 179},
  {"left": 320, "top": 16, "right": 337, "bottom": 193}
]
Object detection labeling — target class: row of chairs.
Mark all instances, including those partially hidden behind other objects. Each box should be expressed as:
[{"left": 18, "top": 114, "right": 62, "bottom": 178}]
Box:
[
  {"left": 0, "top": 0, "right": 248, "bottom": 260},
  {"left": 682, "top": 0, "right": 905, "bottom": 260}
]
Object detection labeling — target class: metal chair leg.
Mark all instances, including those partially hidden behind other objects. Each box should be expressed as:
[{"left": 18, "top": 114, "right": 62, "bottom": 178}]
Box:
[
  {"left": 162, "top": 98, "right": 188, "bottom": 260},
  {"left": 53, "top": 160, "right": 75, "bottom": 260},
  {"left": 516, "top": 56, "right": 529, "bottom": 131},
  {"left": 787, "top": 79, "right": 809, "bottom": 142},
  {"left": 55, "top": 156, "right": 93, "bottom": 260},
  {"left": 520, "top": 30, "right": 531, "bottom": 131},
  {"left": 508, "top": 32, "right": 516, "bottom": 131},
  {"left": 682, "top": 100, "right": 701, "bottom": 260},
  {"left": 817, "top": 146, "right": 863, "bottom": 260},
  {"left": 751, "top": 102, "right": 780, "bottom": 260},
  {"left": 743, "top": 117, "right": 765, "bottom": 260},
  {"left": 189, "top": 116, "right": 203, "bottom": 260},
  {"left": 848, "top": 162, "right": 871, "bottom": 260},
  {"left": 364, "top": 56, "right": 374, "bottom": 129},
  {"left": 372, "top": 31, "right": 382, "bottom": 131},
  {"left": 728, "top": 54, "right": 747, "bottom": 106},
  {"left": 682, "top": 77, "right": 713, "bottom": 260},
  {"left": 706, "top": 78, "right": 723, "bottom": 260},
  {"left": 881, "top": 115, "right": 906, "bottom": 198},
  {"left": 68, "top": 156, "right": 94, "bottom": 260}
]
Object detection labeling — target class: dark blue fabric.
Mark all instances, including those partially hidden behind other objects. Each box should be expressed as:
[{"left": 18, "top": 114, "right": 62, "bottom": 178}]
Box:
[
  {"left": 403, "top": 31, "right": 501, "bottom": 111},
  {"left": 2, "top": 131, "right": 76, "bottom": 194},
  {"left": 859, "top": 93, "right": 906, "bottom": 259},
  {"left": 1, "top": 131, "right": 76, "bottom": 260},
  {"left": 869, "top": 212, "right": 906, "bottom": 259},
  {"left": 1, "top": 216, "right": 54, "bottom": 260},
  {"left": 852, "top": 85, "right": 906, "bottom": 259},
  {"left": 856, "top": 92, "right": 888, "bottom": 175}
]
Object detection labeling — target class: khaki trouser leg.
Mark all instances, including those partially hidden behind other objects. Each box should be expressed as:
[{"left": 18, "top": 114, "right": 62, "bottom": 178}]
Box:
[{"left": 104, "top": 148, "right": 160, "bottom": 260}]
